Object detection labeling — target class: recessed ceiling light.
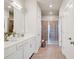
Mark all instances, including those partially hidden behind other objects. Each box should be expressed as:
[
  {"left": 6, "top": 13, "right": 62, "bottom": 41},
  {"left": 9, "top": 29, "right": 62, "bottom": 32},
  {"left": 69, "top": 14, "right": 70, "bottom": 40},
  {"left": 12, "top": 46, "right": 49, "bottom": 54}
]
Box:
[
  {"left": 8, "top": 6, "right": 11, "bottom": 8},
  {"left": 49, "top": 5, "right": 53, "bottom": 8}
]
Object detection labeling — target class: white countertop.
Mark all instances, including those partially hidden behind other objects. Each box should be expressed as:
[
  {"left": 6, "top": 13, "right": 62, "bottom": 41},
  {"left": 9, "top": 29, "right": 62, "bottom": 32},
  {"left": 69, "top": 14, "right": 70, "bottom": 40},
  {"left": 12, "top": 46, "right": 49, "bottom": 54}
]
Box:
[{"left": 4, "top": 34, "right": 36, "bottom": 48}]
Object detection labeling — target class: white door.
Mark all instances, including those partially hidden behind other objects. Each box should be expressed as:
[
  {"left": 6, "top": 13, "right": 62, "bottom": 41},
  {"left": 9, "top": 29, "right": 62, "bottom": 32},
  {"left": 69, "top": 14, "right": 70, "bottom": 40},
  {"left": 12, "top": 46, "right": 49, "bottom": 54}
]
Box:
[{"left": 61, "top": 0, "right": 74, "bottom": 59}]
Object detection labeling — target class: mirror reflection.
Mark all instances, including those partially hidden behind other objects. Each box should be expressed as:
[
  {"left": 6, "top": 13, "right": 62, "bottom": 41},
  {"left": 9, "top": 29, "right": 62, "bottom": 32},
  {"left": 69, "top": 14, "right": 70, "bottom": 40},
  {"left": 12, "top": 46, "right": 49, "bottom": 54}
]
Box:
[{"left": 4, "top": 3, "right": 14, "bottom": 40}]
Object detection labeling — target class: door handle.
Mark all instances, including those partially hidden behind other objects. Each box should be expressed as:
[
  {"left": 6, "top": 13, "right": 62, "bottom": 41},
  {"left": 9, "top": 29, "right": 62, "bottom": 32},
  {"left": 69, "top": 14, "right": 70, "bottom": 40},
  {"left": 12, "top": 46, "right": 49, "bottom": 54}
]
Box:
[{"left": 70, "top": 41, "right": 74, "bottom": 46}]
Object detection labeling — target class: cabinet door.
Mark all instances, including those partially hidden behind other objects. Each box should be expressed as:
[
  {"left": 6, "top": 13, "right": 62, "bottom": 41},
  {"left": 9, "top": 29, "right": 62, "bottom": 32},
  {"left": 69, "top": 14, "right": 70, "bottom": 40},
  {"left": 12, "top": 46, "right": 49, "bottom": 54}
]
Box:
[
  {"left": 16, "top": 42, "right": 24, "bottom": 59},
  {"left": 16, "top": 48, "right": 24, "bottom": 59},
  {"left": 24, "top": 51, "right": 29, "bottom": 59},
  {"left": 5, "top": 53, "right": 17, "bottom": 59},
  {"left": 24, "top": 40, "right": 30, "bottom": 59},
  {"left": 5, "top": 49, "right": 23, "bottom": 59},
  {"left": 24, "top": 38, "right": 35, "bottom": 59},
  {"left": 30, "top": 38, "right": 35, "bottom": 53},
  {"left": 37, "top": 35, "right": 41, "bottom": 48},
  {"left": 34, "top": 36, "right": 41, "bottom": 53}
]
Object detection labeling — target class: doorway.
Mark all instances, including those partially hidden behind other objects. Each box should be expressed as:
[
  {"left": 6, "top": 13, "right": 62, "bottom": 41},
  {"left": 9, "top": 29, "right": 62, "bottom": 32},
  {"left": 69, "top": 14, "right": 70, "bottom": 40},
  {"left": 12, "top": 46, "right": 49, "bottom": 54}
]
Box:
[
  {"left": 48, "top": 20, "right": 58, "bottom": 45},
  {"left": 41, "top": 20, "right": 59, "bottom": 47}
]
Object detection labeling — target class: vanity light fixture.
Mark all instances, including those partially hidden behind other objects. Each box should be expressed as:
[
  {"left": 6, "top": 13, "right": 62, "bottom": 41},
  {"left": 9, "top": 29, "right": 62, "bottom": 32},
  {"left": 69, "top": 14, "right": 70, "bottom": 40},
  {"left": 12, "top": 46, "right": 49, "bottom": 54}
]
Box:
[
  {"left": 10, "top": 1, "right": 22, "bottom": 10},
  {"left": 68, "top": 3, "right": 73, "bottom": 8},
  {"left": 8, "top": 6, "right": 11, "bottom": 8},
  {"left": 65, "top": 3, "right": 73, "bottom": 9},
  {"left": 65, "top": 0, "right": 73, "bottom": 9}
]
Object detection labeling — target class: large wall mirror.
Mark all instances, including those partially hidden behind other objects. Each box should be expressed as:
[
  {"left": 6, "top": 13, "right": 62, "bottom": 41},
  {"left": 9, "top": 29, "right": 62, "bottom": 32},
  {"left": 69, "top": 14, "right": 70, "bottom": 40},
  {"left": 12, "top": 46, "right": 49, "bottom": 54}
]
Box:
[
  {"left": 8, "top": 10, "right": 14, "bottom": 33},
  {"left": 4, "top": 0, "right": 25, "bottom": 40},
  {"left": 4, "top": 1, "right": 14, "bottom": 36}
]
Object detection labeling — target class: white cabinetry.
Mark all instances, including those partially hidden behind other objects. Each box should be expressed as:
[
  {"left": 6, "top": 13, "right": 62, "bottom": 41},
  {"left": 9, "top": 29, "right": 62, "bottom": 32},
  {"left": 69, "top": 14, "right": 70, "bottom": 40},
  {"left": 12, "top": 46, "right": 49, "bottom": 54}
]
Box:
[
  {"left": 5, "top": 36, "right": 41, "bottom": 59},
  {"left": 5, "top": 42, "right": 24, "bottom": 59},
  {"left": 4, "top": 45, "right": 16, "bottom": 58},
  {"left": 5, "top": 45, "right": 17, "bottom": 59},
  {"left": 5, "top": 53, "right": 17, "bottom": 59},
  {"left": 24, "top": 39, "right": 30, "bottom": 59},
  {"left": 16, "top": 42, "right": 24, "bottom": 59},
  {"left": 35, "top": 35, "right": 41, "bottom": 53}
]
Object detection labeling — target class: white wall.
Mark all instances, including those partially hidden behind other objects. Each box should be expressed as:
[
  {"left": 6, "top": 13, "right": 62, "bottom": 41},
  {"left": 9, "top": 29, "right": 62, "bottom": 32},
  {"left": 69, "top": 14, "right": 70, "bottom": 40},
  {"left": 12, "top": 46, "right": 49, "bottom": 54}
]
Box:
[
  {"left": 14, "top": 0, "right": 25, "bottom": 34},
  {"left": 4, "top": 10, "right": 9, "bottom": 32},
  {"left": 36, "top": 5, "right": 41, "bottom": 34},
  {"left": 25, "top": 0, "right": 41, "bottom": 34},
  {"left": 25, "top": 0, "right": 37, "bottom": 34},
  {"left": 14, "top": 8, "right": 25, "bottom": 34}
]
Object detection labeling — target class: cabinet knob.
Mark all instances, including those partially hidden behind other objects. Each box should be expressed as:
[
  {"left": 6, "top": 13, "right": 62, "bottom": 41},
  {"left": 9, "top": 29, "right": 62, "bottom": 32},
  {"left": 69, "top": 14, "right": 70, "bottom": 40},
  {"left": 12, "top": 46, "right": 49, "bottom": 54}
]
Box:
[{"left": 69, "top": 37, "right": 72, "bottom": 40}]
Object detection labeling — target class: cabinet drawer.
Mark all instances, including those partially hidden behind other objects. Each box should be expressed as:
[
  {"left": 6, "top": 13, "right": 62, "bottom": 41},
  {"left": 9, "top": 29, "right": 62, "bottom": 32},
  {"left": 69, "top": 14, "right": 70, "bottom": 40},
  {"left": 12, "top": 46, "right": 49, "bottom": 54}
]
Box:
[
  {"left": 4, "top": 45, "right": 16, "bottom": 58},
  {"left": 24, "top": 40, "right": 30, "bottom": 51},
  {"left": 16, "top": 42, "right": 24, "bottom": 50}
]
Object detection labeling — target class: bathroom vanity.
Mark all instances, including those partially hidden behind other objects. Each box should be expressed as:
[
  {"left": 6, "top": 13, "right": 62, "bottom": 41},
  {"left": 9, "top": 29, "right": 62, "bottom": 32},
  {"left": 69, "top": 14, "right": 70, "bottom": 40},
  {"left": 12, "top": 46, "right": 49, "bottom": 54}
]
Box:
[{"left": 4, "top": 34, "right": 41, "bottom": 59}]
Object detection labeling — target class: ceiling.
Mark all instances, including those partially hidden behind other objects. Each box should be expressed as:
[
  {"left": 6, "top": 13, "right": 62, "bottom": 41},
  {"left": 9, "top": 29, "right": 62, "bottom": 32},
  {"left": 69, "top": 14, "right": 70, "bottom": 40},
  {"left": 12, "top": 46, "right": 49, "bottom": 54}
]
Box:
[
  {"left": 5, "top": 0, "right": 63, "bottom": 16},
  {"left": 37, "top": 0, "right": 63, "bottom": 16}
]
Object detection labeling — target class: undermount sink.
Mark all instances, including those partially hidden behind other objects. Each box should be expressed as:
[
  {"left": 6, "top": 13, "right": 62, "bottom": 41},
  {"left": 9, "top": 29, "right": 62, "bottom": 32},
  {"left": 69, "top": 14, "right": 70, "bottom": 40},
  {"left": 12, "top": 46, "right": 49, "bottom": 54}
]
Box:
[
  {"left": 10, "top": 38, "right": 17, "bottom": 42},
  {"left": 5, "top": 37, "right": 18, "bottom": 42}
]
